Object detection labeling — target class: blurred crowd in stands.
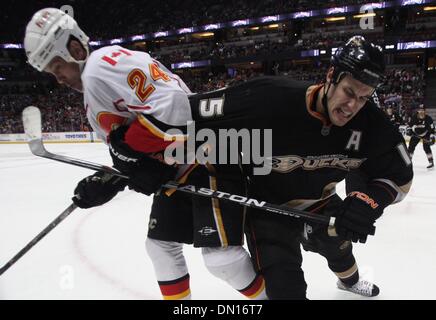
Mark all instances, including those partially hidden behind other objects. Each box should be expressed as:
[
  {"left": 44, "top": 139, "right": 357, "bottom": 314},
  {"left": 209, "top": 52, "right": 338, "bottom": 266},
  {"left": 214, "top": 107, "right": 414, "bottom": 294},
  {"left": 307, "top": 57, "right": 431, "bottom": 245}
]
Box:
[
  {"left": 2, "top": 0, "right": 373, "bottom": 43},
  {"left": 0, "top": 87, "right": 89, "bottom": 134},
  {"left": 378, "top": 67, "right": 426, "bottom": 126},
  {"left": 0, "top": 65, "right": 426, "bottom": 134}
]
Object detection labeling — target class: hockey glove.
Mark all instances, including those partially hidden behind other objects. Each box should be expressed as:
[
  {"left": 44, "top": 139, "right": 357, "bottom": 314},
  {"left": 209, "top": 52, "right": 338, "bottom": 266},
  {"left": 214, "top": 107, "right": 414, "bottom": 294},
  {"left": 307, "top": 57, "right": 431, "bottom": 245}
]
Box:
[
  {"left": 108, "top": 125, "right": 178, "bottom": 196},
  {"left": 72, "top": 171, "right": 127, "bottom": 209},
  {"left": 426, "top": 134, "right": 435, "bottom": 146},
  {"left": 333, "top": 191, "right": 382, "bottom": 243}
]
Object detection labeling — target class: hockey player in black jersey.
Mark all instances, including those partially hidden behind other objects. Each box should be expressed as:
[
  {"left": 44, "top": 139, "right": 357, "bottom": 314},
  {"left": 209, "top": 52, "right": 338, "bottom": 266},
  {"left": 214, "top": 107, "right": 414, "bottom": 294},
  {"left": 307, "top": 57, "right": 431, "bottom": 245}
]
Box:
[
  {"left": 189, "top": 36, "right": 414, "bottom": 299},
  {"left": 105, "top": 36, "right": 413, "bottom": 299},
  {"left": 385, "top": 104, "right": 403, "bottom": 131},
  {"left": 406, "top": 106, "right": 435, "bottom": 169}
]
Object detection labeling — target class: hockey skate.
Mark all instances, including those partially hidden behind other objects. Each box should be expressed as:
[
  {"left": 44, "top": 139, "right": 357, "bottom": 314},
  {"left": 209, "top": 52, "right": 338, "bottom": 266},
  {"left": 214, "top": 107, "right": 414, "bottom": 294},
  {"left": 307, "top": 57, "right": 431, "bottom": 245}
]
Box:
[
  {"left": 337, "top": 279, "right": 380, "bottom": 297},
  {"left": 427, "top": 162, "right": 434, "bottom": 169}
]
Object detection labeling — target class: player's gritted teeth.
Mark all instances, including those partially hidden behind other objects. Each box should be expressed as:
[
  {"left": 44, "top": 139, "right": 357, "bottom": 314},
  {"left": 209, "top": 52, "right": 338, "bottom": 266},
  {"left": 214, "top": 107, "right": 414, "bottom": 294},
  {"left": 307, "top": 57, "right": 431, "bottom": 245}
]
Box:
[{"left": 331, "top": 105, "right": 354, "bottom": 126}]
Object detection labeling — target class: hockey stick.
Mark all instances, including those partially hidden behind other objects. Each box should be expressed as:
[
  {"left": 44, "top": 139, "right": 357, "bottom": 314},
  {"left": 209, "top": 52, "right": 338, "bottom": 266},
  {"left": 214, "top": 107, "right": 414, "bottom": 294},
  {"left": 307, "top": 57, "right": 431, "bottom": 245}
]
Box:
[
  {"left": 0, "top": 203, "right": 77, "bottom": 276},
  {"left": 0, "top": 107, "right": 84, "bottom": 276},
  {"left": 22, "top": 106, "right": 128, "bottom": 179},
  {"left": 0, "top": 108, "right": 126, "bottom": 277},
  {"left": 162, "top": 181, "right": 335, "bottom": 226},
  {"left": 21, "top": 106, "right": 335, "bottom": 228}
]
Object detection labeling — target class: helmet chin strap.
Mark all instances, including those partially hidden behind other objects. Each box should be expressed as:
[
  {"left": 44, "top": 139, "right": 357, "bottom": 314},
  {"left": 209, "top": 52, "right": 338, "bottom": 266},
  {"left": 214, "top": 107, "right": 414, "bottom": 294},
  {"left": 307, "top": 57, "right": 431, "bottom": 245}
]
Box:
[
  {"left": 67, "top": 41, "right": 90, "bottom": 74},
  {"left": 319, "top": 81, "right": 334, "bottom": 136},
  {"left": 322, "top": 82, "right": 332, "bottom": 123},
  {"left": 320, "top": 70, "right": 348, "bottom": 134},
  {"left": 78, "top": 60, "right": 87, "bottom": 74},
  {"left": 78, "top": 44, "right": 90, "bottom": 74}
]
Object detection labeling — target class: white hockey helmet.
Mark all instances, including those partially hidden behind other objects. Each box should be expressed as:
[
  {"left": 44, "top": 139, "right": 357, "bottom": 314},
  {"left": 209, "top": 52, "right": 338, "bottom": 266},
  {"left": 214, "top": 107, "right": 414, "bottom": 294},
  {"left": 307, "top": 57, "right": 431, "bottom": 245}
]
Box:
[{"left": 24, "top": 8, "right": 89, "bottom": 72}]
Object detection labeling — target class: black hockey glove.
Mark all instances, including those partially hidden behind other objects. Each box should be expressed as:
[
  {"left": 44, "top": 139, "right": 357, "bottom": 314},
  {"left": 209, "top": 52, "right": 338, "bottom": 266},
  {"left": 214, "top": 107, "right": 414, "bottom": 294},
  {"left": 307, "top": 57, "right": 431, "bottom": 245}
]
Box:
[
  {"left": 333, "top": 191, "right": 382, "bottom": 243},
  {"left": 424, "top": 134, "right": 435, "bottom": 146},
  {"left": 72, "top": 171, "right": 127, "bottom": 209},
  {"left": 108, "top": 125, "right": 178, "bottom": 196}
]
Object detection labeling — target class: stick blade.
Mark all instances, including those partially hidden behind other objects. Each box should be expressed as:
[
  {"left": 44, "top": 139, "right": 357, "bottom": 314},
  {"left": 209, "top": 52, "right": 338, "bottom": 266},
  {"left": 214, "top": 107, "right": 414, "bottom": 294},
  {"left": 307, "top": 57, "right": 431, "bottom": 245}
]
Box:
[{"left": 22, "top": 106, "right": 42, "bottom": 140}]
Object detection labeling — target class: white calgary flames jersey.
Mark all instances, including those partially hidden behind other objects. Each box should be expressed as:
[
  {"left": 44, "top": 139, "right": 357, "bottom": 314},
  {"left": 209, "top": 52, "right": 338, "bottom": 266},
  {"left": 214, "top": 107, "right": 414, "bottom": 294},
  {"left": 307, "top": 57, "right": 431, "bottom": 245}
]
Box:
[{"left": 81, "top": 45, "right": 192, "bottom": 142}]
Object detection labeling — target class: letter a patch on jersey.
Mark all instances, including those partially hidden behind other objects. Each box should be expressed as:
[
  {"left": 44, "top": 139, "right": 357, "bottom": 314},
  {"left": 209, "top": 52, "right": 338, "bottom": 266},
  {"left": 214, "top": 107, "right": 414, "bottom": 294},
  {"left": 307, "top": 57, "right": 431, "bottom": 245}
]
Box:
[{"left": 346, "top": 130, "right": 362, "bottom": 152}]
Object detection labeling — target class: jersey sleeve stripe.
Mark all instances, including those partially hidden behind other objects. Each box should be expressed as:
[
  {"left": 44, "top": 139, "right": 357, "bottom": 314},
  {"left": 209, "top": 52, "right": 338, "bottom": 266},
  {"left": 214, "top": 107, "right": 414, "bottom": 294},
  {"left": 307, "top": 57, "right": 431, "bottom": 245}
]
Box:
[
  {"left": 372, "top": 178, "right": 411, "bottom": 203},
  {"left": 138, "top": 114, "right": 187, "bottom": 141},
  {"left": 127, "top": 104, "right": 152, "bottom": 111},
  {"left": 124, "top": 118, "right": 180, "bottom": 153}
]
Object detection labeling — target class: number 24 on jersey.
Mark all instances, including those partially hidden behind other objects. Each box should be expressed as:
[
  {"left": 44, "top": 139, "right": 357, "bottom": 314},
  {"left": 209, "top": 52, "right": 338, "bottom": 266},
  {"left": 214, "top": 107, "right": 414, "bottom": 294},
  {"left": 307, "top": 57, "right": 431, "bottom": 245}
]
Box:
[
  {"left": 102, "top": 48, "right": 171, "bottom": 103},
  {"left": 127, "top": 63, "right": 170, "bottom": 103}
]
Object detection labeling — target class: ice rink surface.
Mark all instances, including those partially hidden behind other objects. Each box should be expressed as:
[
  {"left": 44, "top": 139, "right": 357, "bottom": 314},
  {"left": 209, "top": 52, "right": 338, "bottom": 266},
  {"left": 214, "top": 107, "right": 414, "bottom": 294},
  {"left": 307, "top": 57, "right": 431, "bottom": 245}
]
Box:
[{"left": 0, "top": 142, "right": 435, "bottom": 300}]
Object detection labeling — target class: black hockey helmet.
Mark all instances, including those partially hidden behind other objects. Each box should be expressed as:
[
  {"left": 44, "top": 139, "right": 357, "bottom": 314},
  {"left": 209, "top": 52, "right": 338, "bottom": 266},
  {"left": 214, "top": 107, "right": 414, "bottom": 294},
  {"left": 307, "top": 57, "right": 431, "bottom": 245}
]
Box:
[
  {"left": 331, "top": 35, "right": 385, "bottom": 88},
  {"left": 417, "top": 104, "right": 426, "bottom": 117}
]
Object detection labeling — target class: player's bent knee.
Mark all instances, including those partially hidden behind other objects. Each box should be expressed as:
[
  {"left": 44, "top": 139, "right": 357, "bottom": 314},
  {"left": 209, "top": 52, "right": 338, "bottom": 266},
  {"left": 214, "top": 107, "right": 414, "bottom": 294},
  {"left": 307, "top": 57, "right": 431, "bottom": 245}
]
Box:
[
  {"left": 202, "top": 246, "right": 248, "bottom": 266},
  {"left": 202, "top": 246, "right": 255, "bottom": 289}
]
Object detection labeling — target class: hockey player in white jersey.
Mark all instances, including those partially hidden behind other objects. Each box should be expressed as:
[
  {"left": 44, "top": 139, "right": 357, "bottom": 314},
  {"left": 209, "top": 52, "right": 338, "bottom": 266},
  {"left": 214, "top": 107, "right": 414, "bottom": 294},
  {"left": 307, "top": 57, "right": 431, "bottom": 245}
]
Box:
[{"left": 24, "top": 8, "right": 266, "bottom": 300}]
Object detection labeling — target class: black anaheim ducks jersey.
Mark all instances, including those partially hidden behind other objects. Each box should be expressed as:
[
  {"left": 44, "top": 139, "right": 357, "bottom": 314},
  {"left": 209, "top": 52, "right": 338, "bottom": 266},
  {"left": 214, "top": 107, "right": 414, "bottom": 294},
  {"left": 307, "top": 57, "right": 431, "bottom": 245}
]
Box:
[
  {"left": 189, "top": 76, "right": 413, "bottom": 209},
  {"left": 409, "top": 115, "right": 435, "bottom": 138},
  {"left": 388, "top": 113, "right": 403, "bottom": 128}
]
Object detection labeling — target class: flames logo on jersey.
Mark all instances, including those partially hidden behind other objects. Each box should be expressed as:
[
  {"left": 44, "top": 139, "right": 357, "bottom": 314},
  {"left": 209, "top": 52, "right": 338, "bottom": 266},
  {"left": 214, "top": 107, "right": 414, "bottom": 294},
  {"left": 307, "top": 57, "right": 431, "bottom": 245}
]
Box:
[
  {"left": 271, "top": 155, "right": 365, "bottom": 173},
  {"left": 97, "top": 112, "right": 129, "bottom": 136}
]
